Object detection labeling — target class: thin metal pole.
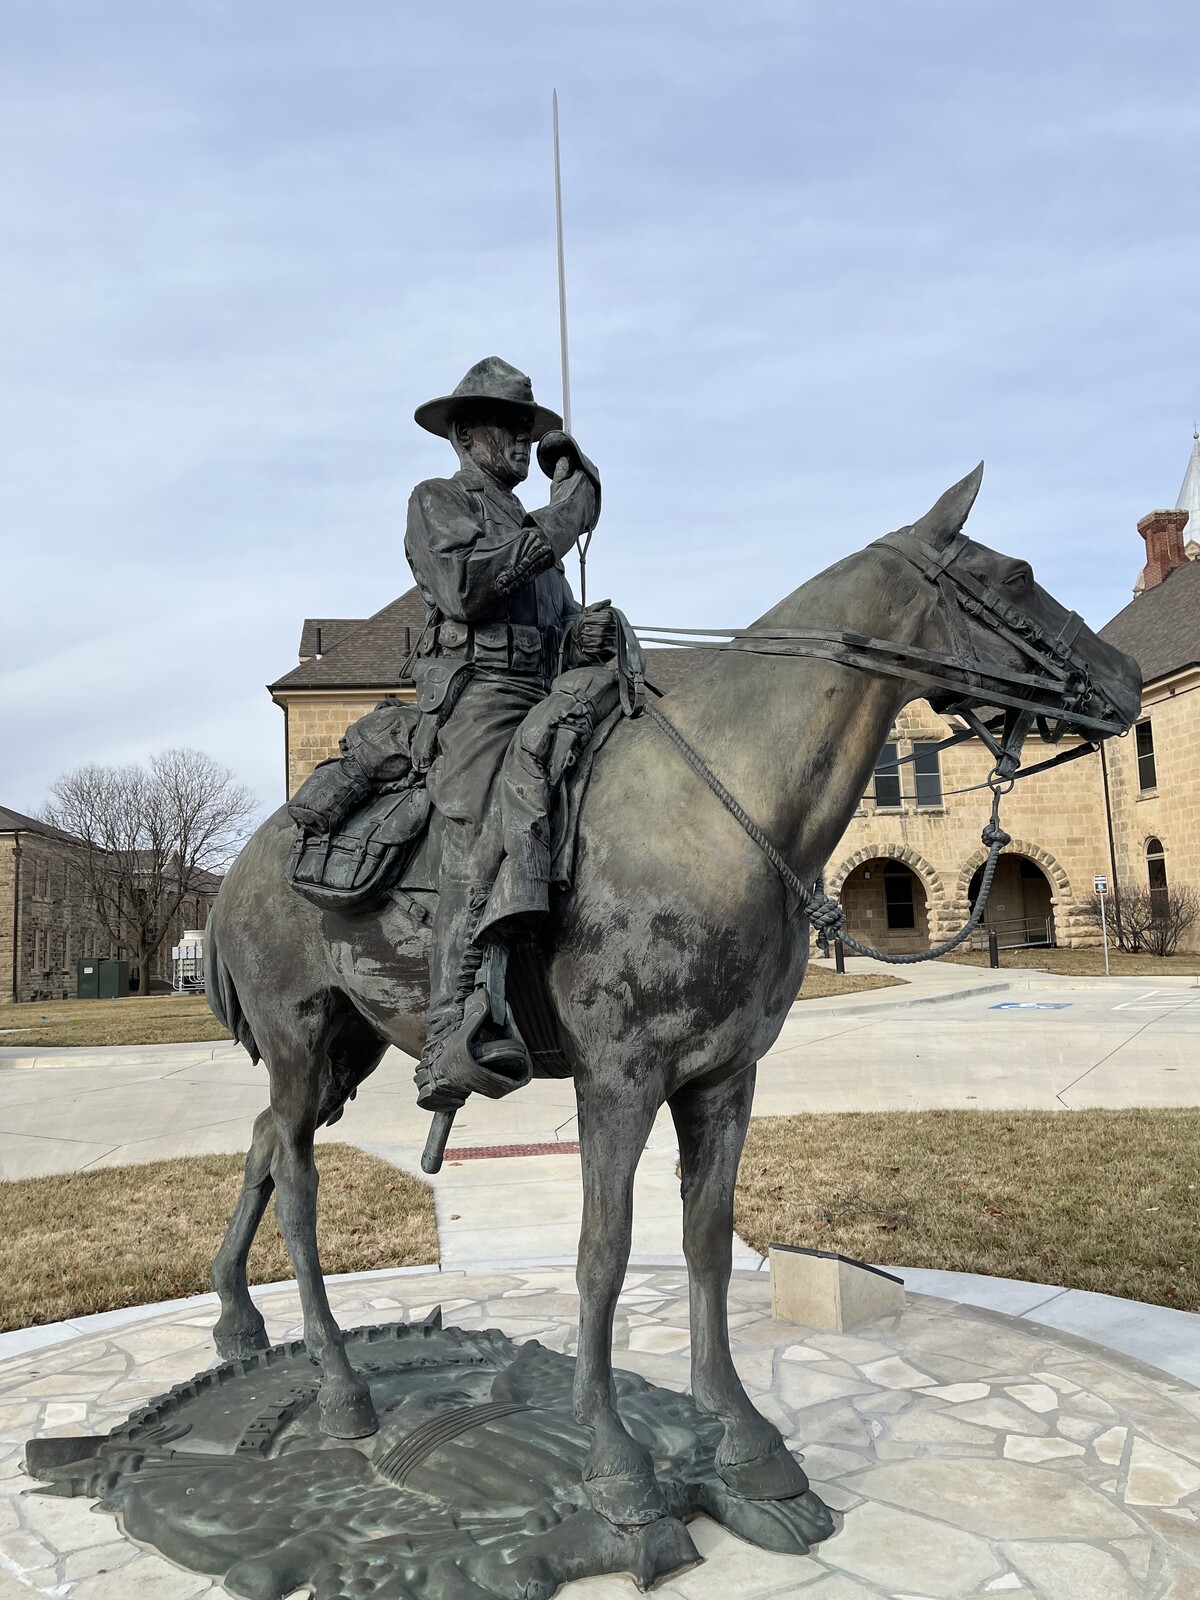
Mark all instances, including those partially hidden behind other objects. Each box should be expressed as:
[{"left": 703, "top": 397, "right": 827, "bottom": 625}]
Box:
[
  {"left": 1099, "top": 885, "right": 1111, "bottom": 976},
  {"left": 553, "top": 91, "right": 591, "bottom": 604},
  {"left": 552, "top": 90, "right": 572, "bottom": 436}
]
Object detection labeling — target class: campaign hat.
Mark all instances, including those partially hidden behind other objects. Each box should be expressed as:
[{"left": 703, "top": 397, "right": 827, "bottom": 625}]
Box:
[{"left": 415, "top": 357, "right": 562, "bottom": 440}]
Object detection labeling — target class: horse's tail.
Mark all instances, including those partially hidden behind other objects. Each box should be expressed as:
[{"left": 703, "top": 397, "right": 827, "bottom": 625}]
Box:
[{"left": 204, "top": 914, "right": 261, "bottom": 1066}]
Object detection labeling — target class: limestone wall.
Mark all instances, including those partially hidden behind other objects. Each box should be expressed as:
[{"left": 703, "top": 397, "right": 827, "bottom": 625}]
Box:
[
  {"left": 282, "top": 691, "right": 413, "bottom": 798},
  {"left": 1101, "top": 668, "right": 1200, "bottom": 951},
  {"left": 826, "top": 700, "right": 1110, "bottom": 950},
  {"left": 0, "top": 836, "right": 17, "bottom": 1004}
]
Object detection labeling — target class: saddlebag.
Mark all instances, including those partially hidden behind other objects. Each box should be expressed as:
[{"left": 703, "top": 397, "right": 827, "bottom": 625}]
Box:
[
  {"left": 286, "top": 785, "right": 431, "bottom": 912},
  {"left": 286, "top": 696, "right": 431, "bottom": 911}
]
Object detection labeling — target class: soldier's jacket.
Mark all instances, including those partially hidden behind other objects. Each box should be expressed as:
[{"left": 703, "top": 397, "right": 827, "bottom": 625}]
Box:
[
  {"left": 405, "top": 467, "right": 582, "bottom": 638},
  {"left": 404, "top": 466, "right": 586, "bottom": 832}
]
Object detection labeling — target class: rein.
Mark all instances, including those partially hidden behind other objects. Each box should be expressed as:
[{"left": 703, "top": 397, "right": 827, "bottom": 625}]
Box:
[
  {"left": 634, "top": 529, "right": 1126, "bottom": 966},
  {"left": 636, "top": 531, "right": 1128, "bottom": 741}
]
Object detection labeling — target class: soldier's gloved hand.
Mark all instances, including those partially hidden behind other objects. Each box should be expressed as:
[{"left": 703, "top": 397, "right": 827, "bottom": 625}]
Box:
[
  {"left": 569, "top": 602, "right": 619, "bottom": 663},
  {"left": 536, "top": 430, "right": 601, "bottom": 557}
]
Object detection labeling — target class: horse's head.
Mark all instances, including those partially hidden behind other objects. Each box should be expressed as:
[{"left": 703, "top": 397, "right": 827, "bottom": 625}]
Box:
[{"left": 878, "top": 464, "right": 1142, "bottom": 741}]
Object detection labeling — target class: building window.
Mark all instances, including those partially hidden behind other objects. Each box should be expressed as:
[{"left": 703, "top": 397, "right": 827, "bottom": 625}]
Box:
[
  {"left": 884, "top": 864, "right": 917, "bottom": 929},
  {"left": 1147, "top": 837, "right": 1168, "bottom": 909},
  {"left": 913, "top": 742, "right": 943, "bottom": 807},
  {"left": 873, "top": 743, "right": 902, "bottom": 809},
  {"left": 1136, "top": 720, "right": 1157, "bottom": 792}
]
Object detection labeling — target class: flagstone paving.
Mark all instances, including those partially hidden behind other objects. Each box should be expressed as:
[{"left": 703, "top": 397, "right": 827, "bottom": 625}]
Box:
[{"left": 5, "top": 1267, "right": 1200, "bottom": 1598}]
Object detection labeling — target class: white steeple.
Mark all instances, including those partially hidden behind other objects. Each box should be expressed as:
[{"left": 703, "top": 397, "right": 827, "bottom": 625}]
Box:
[{"left": 1177, "top": 427, "right": 1200, "bottom": 542}]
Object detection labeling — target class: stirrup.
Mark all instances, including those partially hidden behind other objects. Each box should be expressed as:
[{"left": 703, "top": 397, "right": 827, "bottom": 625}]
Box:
[{"left": 415, "top": 990, "right": 532, "bottom": 1112}]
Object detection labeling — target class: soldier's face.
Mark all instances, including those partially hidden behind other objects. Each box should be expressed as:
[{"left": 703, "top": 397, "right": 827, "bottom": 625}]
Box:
[{"left": 460, "top": 410, "right": 533, "bottom": 488}]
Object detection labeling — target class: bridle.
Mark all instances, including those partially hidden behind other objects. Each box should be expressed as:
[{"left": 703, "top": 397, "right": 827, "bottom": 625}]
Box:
[
  {"left": 630, "top": 528, "right": 1130, "bottom": 964},
  {"left": 637, "top": 529, "right": 1130, "bottom": 742}
]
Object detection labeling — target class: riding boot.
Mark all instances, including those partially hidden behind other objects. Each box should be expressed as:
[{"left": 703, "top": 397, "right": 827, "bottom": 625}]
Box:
[{"left": 415, "top": 879, "right": 532, "bottom": 1113}]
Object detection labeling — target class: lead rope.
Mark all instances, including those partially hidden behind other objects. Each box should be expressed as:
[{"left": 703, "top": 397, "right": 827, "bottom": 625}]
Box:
[{"left": 644, "top": 701, "right": 1013, "bottom": 967}]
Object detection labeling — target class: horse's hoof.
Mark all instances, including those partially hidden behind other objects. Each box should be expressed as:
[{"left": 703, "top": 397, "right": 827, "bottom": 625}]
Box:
[
  {"left": 583, "top": 1466, "right": 667, "bottom": 1527},
  {"left": 699, "top": 1481, "right": 836, "bottom": 1554},
  {"left": 319, "top": 1381, "right": 378, "bottom": 1440},
  {"left": 717, "top": 1441, "right": 811, "bottom": 1500},
  {"left": 213, "top": 1320, "right": 269, "bottom": 1363}
]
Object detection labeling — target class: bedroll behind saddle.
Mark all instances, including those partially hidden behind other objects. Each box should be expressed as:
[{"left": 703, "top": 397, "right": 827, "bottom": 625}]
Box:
[{"left": 286, "top": 698, "right": 430, "bottom": 912}]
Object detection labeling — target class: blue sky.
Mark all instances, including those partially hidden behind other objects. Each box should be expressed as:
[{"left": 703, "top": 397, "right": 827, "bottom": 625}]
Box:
[{"left": 2, "top": 0, "right": 1197, "bottom": 811}]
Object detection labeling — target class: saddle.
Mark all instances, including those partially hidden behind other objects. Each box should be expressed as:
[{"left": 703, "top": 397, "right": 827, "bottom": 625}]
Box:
[{"left": 285, "top": 673, "right": 626, "bottom": 918}]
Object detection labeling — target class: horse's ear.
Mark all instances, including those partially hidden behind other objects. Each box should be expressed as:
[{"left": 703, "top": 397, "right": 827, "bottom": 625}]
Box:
[{"left": 913, "top": 462, "right": 984, "bottom": 546}]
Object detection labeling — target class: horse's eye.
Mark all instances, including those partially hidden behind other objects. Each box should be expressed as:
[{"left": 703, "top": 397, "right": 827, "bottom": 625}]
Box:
[{"left": 1005, "top": 566, "right": 1032, "bottom": 590}]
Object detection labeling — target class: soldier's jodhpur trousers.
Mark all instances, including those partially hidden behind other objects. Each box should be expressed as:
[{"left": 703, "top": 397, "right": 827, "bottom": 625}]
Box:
[{"left": 422, "top": 671, "right": 546, "bottom": 1062}]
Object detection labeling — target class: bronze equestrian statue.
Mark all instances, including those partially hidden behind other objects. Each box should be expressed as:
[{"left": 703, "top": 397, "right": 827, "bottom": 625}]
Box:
[{"left": 205, "top": 452, "right": 1140, "bottom": 1553}]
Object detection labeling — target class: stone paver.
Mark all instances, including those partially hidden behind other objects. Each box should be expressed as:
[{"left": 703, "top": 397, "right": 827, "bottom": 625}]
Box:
[{"left": 6, "top": 1266, "right": 1200, "bottom": 1598}]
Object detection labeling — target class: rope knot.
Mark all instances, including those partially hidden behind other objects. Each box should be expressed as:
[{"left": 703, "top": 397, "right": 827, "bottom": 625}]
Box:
[
  {"left": 807, "top": 896, "right": 846, "bottom": 938},
  {"left": 981, "top": 821, "right": 1011, "bottom": 850}
]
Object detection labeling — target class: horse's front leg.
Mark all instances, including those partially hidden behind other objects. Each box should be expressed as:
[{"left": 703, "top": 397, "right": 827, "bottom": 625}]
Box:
[
  {"left": 670, "top": 1065, "right": 808, "bottom": 1499},
  {"left": 269, "top": 1061, "right": 377, "bottom": 1439},
  {"left": 574, "top": 1073, "right": 666, "bottom": 1525}
]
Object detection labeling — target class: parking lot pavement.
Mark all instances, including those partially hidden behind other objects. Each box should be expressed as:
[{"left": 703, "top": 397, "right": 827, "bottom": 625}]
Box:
[{"left": 758, "top": 974, "right": 1200, "bottom": 1115}]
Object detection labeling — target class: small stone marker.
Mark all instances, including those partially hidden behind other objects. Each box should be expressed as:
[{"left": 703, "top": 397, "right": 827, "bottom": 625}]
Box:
[{"left": 769, "top": 1245, "right": 905, "bottom": 1333}]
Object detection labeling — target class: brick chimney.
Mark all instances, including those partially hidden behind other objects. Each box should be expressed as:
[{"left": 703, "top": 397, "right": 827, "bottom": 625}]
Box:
[{"left": 1137, "top": 508, "right": 1189, "bottom": 591}]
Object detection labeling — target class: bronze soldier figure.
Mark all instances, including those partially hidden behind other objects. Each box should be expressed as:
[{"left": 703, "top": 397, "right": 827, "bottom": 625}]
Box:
[{"left": 405, "top": 357, "right": 610, "bottom": 1114}]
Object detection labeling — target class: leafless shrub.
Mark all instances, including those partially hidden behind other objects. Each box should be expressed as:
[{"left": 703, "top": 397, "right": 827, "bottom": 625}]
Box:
[{"left": 1083, "top": 884, "right": 1200, "bottom": 958}]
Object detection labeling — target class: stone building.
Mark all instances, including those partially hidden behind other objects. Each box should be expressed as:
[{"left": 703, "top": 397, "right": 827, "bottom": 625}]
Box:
[
  {"left": 270, "top": 433, "right": 1200, "bottom": 956},
  {"left": 0, "top": 806, "right": 217, "bottom": 1003}
]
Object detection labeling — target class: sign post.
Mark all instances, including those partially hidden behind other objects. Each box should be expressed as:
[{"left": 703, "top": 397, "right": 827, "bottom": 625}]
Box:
[{"left": 1094, "top": 874, "right": 1110, "bottom": 977}]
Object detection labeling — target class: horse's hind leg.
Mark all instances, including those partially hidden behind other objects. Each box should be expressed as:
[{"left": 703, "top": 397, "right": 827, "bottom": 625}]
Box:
[
  {"left": 670, "top": 1065, "right": 808, "bottom": 1499},
  {"left": 212, "top": 1107, "right": 276, "bottom": 1360},
  {"left": 269, "top": 1050, "right": 377, "bottom": 1439}
]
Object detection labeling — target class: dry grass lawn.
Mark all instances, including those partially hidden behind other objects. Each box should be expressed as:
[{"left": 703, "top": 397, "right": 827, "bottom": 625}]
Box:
[
  {"left": 0, "top": 1144, "right": 437, "bottom": 1332},
  {"left": 798, "top": 966, "right": 906, "bottom": 1000},
  {"left": 942, "top": 947, "right": 1200, "bottom": 979},
  {"left": 736, "top": 1109, "right": 1200, "bottom": 1312},
  {"left": 0, "top": 994, "right": 230, "bottom": 1049}
]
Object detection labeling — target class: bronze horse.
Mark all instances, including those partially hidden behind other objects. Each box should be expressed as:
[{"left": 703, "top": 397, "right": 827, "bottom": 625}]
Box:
[{"left": 206, "top": 466, "right": 1140, "bottom": 1539}]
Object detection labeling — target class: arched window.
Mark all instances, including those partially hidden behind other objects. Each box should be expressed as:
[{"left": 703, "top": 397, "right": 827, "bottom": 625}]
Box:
[{"left": 1146, "top": 837, "right": 1168, "bottom": 909}]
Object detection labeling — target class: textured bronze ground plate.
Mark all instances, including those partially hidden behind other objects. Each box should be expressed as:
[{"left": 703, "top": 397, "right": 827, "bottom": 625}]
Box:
[{"left": 24, "top": 1311, "right": 832, "bottom": 1600}]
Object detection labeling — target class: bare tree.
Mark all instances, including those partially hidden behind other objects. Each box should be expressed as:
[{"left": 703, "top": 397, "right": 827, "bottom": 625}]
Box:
[{"left": 43, "top": 749, "right": 257, "bottom": 994}]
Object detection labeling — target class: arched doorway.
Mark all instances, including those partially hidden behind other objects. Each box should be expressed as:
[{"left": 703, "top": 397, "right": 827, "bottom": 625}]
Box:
[
  {"left": 969, "top": 854, "right": 1056, "bottom": 947},
  {"left": 840, "top": 858, "right": 930, "bottom": 953}
]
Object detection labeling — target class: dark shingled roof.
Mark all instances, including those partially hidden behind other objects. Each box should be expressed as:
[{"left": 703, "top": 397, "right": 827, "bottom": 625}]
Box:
[
  {"left": 273, "top": 587, "right": 709, "bottom": 695},
  {"left": 297, "top": 619, "right": 361, "bottom": 660},
  {"left": 271, "top": 591, "right": 431, "bottom": 691},
  {"left": 1099, "top": 559, "right": 1200, "bottom": 686},
  {"left": 0, "top": 805, "right": 76, "bottom": 842}
]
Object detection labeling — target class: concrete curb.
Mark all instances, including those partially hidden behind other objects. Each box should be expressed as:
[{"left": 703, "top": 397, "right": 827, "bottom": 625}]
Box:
[
  {"left": 0, "top": 1040, "right": 244, "bottom": 1069},
  {"left": 812, "top": 978, "right": 1012, "bottom": 1016}
]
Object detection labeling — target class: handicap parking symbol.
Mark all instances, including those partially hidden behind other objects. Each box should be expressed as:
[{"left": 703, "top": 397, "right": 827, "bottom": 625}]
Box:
[{"left": 989, "top": 1002, "right": 1072, "bottom": 1011}]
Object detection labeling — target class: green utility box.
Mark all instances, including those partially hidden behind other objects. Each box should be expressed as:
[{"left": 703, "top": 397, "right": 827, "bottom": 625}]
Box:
[{"left": 76, "top": 959, "right": 129, "bottom": 1000}]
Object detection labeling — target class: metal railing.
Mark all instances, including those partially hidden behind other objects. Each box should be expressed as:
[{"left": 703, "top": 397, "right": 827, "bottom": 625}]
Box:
[{"left": 968, "top": 915, "right": 1054, "bottom": 951}]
